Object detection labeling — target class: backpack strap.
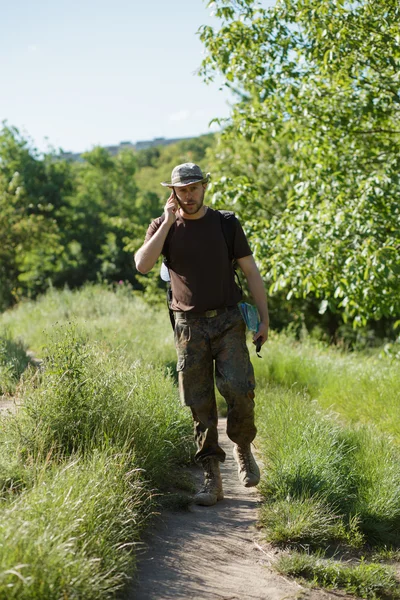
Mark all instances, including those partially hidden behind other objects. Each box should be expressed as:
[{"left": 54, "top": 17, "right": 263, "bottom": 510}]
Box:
[
  {"left": 218, "top": 210, "right": 236, "bottom": 262},
  {"left": 218, "top": 210, "right": 243, "bottom": 295},
  {"left": 158, "top": 214, "right": 176, "bottom": 329},
  {"left": 160, "top": 214, "right": 176, "bottom": 267}
]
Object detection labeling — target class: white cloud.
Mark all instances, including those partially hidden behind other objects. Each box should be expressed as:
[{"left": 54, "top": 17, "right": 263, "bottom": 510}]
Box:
[{"left": 27, "top": 45, "right": 38, "bottom": 53}]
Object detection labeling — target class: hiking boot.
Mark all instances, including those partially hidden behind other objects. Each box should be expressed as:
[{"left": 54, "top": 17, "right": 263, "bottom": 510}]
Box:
[
  {"left": 233, "top": 444, "right": 260, "bottom": 487},
  {"left": 194, "top": 457, "right": 224, "bottom": 506}
]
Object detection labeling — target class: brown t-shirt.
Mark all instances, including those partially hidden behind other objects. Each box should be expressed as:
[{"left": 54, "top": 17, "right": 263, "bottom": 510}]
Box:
[{"left": 144, "top": 207, "right": 252, "bottom": 312}]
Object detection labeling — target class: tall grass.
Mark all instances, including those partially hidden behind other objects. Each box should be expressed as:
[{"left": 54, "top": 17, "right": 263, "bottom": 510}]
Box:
[
  {"left": 1, "top": 322, "right": 193, "bottom": 491},
  {"left": 0, "top": 284, "right": 176, "bottom": 367},
  {"left": 254, "top": 332, "right": 400, "bottom": 440},
  {"left": 256, "top": 383, "right": 400, "bottom": 597},
  {"left": 0, "top": 331, "right": 31, "bottom": 395},
  {"left": 2, "top": 286, "right": 399, "bottom": 598},
  {"left": 0, "top": 449, "right": 148, "bottom": 600},
  {"left": 0, "top": 285, "right": 193, "bottom": 598},
  {"left": 257, "top": 384, "right": 400, "bottom": 548}
]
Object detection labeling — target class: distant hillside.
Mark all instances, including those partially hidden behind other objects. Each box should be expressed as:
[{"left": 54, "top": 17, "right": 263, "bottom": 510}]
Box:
[{"left": 60, "top": 136, "right": 195, "bottom": 162}]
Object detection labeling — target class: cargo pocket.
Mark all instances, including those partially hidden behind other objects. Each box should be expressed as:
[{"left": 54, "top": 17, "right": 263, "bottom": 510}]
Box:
[
  {"left": 174, "top": 322, "right": 191, "bottom": 345},
  {"left": 176, "top": 356, "right": 185, "bottom": 372}
]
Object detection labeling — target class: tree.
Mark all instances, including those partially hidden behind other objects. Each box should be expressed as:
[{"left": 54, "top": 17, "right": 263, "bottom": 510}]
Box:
[
  {"left": 0, "top": 125, "right": 76, "bottom": 308},
  {"left": 199, "top": 0, "right": 400, "bottom": 329}
]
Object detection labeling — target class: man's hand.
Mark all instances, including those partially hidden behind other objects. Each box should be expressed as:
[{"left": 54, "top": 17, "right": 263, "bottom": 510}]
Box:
[
  {"left": 135, "top": 193, "right": 178, "bottom": 273},
  {"left": 253, "top": 322, "right": 269, "bottom": 348},
  {"left": 164, "top": 191, "right": 178, "bottom": 225},
  {"left": 237, "top": 256, "right": 270, "bottom": 348}
]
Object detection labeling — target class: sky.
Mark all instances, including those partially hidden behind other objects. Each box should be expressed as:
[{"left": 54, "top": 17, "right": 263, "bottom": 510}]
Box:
[{"left": 1, "top": 0, "right": 273, "bottom": 154}]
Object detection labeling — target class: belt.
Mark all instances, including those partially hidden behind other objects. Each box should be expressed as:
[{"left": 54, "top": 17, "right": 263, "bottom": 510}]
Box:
[{"left": 173, "top": 306, "right": 237, "bottom": 319}]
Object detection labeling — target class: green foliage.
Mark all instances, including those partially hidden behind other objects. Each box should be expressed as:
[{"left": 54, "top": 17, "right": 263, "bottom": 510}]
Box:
[
  {"left": 199, "top": 0, "right": 400, "bottom": 330},
  {"left": 1, "top": 286, "right": 399, "bottom": 597},
  {"left": 256, "top": 384, "right": 400, "bottom": 547},
  {"left": 254, "top": 337, "right": 400, "bottom": 597},
  {"left": 3, "top": 316, "right": 191, "bottom": 487},
  {"left": 0, "top": 283, "right": 176, "bottom": 365},
  {"left": 260, "top": 496, "right": 362, "bottom": 547}
]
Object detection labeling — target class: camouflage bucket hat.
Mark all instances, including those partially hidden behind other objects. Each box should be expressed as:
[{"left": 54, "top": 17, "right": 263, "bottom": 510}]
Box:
[{"left": 161, "top": 163, "right": 210, "bottom": 187}]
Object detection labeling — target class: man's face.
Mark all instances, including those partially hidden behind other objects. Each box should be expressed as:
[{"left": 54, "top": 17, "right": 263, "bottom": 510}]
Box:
[{"left": 174, "top": 182, "right": 206, "bottom": 216}]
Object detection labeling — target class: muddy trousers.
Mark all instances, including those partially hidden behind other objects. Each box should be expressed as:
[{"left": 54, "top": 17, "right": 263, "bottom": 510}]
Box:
[{"left": 174, "top": 307, "right": 256, "bottom": 463}]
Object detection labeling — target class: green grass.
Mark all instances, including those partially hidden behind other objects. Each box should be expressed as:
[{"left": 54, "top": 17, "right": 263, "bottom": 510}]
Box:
[
  {"left": 0, "top": 283, "right": 176, "bottom": 367},
  {"left": 2, "top": 323, "right": 192, "bottom": 485},
  {"left": 254, "top": 332, "right": 400, "bottom": 440},
  {"left": 255, "top": 381, "right": 400, "bottom": 597},
  {"left": 0, "top": 331, "right": 31, "bottom": 395},
  {"left": 257, "top": 384, "right": 400, "bottom": 547},
  {"left": 1, "top": 286, "right": 399, "bottom": 598},
  {"left": 0, "top": 285, "right": 193, "bottom": 598},
  {"left": 0, "top": 449, "right": 149, "bottom": 600},
  {"left": 276, "top": 552, "right": 399, "bottom": 599}
]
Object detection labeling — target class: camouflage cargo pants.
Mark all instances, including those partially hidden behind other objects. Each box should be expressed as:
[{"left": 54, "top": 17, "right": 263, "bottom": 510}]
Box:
[{"left": 174, "top": 306, "right": 256, "bottom": 463}]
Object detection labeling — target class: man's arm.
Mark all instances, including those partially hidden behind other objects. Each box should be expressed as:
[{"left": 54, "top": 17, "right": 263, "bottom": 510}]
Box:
[
  {"left": 236, "top": 255, "right": 269, "bottom": 346},
  {"left": 134, "top": 192, "right": 177, "bottom": 274}
]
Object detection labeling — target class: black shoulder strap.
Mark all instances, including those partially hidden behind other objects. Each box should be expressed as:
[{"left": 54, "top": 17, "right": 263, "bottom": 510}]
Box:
[
  {"left": 157, "top": 214, "right": 176, "bottom": 329},
  {"left": 218, "top": 210, "right": 236, "bottom": 262},
  {"left": 218, "top": 210, "right": 243, "bottom": 295},
  {"left": 160, "top": 214, "right": 176, "bottom": 266}
]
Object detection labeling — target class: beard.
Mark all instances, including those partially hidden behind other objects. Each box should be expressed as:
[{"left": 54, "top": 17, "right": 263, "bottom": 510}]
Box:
[{"left": 176, "top": 188, "right": 205, "bottom": 215}]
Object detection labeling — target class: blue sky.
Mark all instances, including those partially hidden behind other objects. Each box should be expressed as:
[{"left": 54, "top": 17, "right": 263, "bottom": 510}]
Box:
[{"left": 1, "top": 0, "right": 273, "bottom": 153}]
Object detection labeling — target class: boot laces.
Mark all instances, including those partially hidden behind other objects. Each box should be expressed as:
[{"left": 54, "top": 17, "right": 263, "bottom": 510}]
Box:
[
  {"left": 237, "top": 446, "right": 253, "bottom": 473},
  {"left": 201, "top": 459, "right": 220, "bottom": 490}
]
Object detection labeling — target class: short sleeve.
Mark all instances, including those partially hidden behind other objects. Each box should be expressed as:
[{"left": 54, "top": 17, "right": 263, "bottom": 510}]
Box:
[
  {"left": 233, "top": 217, "right": 252, "bottom": 259},
  {"left": 144, "top": 217, "right": 163, "bottom": 243}
]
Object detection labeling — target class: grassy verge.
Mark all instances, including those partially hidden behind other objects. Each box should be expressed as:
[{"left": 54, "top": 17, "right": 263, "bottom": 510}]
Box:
[
  {"left": 253, "top": 332, "right": 400, "bottom": 440},
  {"left": 2, "top": 287, "right": 399, "bottom": 597},
  {"left": 276, "top": 552, "right": 399, "bottom": 599},
  {"left": 0, "top": 331, "right": 31, "bottom": 395},
  {"left": 0, "top": 283, "right": 176, "bottom": 367},
  {"left": 0, "top": 285, "right": 193, "bottom": 598},
  {"left": 0, "top": 449, "right": 148, "bottom": 600},
  {"left": 256, "top": 383, "right": 400, "bottom": 597}
]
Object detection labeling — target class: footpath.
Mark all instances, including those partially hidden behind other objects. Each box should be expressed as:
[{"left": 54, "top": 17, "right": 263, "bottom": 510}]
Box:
[
  {"left": 0, "top": 350, "right": 41, "bottom": 414},
  {"left": 129, "top": 419, "right": 348, "bottom": 600}
]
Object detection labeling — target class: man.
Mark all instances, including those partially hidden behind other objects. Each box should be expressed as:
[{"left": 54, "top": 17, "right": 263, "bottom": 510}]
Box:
[{"left": 135, "top": 163, "right": 269, "bottom": 506}]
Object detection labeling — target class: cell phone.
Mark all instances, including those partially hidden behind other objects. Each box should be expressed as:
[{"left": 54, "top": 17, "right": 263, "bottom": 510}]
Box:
[
  {"left": 256, "top": 337, "right": 262, "bottom": 357},
  {"left": 172, "top": 188, "right": 179, "bottom": 209}
]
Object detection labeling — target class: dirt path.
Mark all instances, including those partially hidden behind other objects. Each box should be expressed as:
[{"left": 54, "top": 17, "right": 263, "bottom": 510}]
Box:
[
  {"left": 0, "top": 350, "right": 41, "bottom": 414},
  {"left": 129, "top": 419, "right": 346, "bottom": 600},
  {"left": 0, "top": 397, "right": 20, "bottom": 413}
]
